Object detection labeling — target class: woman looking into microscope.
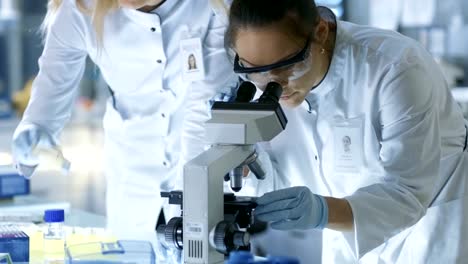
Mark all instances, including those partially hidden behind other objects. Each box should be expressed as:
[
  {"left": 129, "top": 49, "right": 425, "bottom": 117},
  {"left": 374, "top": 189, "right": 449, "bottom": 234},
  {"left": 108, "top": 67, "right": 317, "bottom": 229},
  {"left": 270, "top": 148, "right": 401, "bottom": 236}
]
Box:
[{"left": 226, "top": 0, "right": 468, "bottom": 262}]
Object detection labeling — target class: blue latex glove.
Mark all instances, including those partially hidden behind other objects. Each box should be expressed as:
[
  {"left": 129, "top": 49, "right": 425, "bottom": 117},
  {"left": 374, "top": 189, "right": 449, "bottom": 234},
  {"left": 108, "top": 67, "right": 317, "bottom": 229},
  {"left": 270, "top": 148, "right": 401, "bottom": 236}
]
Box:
[{"left": 255, "top": 186, "right": 328, "bottom": 230}]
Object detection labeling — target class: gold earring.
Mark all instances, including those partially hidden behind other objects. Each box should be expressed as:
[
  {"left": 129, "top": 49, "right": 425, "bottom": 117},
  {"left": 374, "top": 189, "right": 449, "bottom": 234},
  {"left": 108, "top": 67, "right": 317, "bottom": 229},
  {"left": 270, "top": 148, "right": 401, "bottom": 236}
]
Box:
[{"left": 321, "top": 48, "right": 325, "bottom": 54}]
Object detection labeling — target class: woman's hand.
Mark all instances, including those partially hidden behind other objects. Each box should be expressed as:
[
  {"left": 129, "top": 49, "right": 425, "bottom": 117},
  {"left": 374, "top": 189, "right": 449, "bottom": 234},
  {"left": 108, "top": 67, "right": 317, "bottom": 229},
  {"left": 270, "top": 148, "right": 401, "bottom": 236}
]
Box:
[
  {"left": 255, "top": 186, "right": 355, "bottom": 231},
  {"left": 255, "top": 186, "right": 328, "bottom": 230}
]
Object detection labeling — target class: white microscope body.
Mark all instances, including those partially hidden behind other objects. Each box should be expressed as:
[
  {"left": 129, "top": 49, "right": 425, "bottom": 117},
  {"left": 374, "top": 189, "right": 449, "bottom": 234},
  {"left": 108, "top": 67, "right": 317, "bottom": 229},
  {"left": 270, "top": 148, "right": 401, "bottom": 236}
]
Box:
[{"left": 159, "top": 82, "right": 287, "bottom": 264}]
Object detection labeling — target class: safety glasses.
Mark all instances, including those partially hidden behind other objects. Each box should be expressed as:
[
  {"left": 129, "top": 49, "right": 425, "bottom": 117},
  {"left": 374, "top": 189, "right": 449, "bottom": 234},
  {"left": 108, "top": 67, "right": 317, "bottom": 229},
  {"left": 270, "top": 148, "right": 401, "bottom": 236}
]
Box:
[
  {"left": 233, "top": 37, "right": 312, "bottom": 87},
  {"left": 234, "top": 37, "right": 312, "bottom": 74}
]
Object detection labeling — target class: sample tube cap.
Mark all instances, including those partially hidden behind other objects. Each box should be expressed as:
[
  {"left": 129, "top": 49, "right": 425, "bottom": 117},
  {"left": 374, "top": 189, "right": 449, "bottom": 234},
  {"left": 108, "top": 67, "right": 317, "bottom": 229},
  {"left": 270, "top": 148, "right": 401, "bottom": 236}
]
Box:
[{"left": 44, "top": 209, "right": 64, "bottom": 223}]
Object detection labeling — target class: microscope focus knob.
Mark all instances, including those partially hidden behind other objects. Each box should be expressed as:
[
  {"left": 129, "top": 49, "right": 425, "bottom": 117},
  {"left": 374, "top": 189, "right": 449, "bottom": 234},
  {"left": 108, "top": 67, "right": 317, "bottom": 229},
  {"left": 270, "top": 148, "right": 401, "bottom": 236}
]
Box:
[
  {"left": 157, "top": 217, "right": 183, "bottom": 250},
  {"left": 166, "top": 217, "right": 183, "bottom": 249},
  {"left": 210, "top": 221, "right": 250, "bottom": 255},
  {"left": 233, "top": 231, "right": 250, "bottom": 248}
]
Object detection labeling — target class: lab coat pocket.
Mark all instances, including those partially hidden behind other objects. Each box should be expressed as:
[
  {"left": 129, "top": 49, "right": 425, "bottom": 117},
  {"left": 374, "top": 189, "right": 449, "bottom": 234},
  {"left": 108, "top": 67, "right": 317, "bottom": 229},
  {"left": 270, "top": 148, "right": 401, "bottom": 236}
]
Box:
[
  {"left": 121, "top": 111, "right": 170, "bottom": 140},
  {"left": 103, "top": 99, "right": 170, "bottom": 141}
]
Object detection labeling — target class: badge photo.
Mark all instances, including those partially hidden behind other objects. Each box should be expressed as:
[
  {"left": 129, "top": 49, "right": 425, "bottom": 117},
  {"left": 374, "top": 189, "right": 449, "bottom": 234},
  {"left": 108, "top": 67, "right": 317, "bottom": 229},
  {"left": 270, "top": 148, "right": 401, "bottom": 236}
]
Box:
[{"left": 333, "top": 116, "right": 364, "bottom": 174}]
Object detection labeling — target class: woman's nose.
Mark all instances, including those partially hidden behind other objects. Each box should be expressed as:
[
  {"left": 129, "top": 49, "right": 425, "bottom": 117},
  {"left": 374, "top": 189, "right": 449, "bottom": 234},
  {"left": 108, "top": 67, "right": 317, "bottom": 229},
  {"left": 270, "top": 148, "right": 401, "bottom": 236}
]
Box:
[{"left": 272, "top": 79, "right": 289, "bottom": 88}]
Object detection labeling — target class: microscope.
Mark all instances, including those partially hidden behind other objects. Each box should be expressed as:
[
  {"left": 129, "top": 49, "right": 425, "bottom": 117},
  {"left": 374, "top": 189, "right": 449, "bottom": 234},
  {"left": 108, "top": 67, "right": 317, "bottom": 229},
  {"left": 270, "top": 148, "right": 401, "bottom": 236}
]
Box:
[{"left": 157, "top": 81, "right": 287, "bottom": 263}]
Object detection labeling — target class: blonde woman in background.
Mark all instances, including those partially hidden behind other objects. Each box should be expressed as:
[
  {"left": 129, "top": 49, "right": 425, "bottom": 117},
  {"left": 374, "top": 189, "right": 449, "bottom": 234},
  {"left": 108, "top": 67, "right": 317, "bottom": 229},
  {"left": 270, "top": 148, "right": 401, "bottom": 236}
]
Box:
[{"left": 12, "top": 0, "right": 236, "bottom": 261}]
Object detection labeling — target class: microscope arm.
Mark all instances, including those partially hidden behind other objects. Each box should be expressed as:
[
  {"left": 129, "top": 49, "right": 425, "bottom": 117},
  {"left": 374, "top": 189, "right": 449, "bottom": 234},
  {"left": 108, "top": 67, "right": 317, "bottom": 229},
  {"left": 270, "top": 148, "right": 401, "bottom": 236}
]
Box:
[{"left": 183, "top": 144, "right": 256, "bottom": 263}]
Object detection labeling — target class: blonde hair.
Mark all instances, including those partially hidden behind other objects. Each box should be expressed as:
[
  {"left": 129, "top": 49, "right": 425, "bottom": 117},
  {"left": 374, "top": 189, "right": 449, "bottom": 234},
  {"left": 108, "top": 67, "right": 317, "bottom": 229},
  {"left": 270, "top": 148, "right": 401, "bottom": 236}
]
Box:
[
  {"left": 42, "top": 0, "right": 118, "bottom": 47},
  {"left": 209, "top": 0, "right": 229, "bottom": 24},
  {"left": 209, "top": 0, "right": 228, "bottom": 12}
]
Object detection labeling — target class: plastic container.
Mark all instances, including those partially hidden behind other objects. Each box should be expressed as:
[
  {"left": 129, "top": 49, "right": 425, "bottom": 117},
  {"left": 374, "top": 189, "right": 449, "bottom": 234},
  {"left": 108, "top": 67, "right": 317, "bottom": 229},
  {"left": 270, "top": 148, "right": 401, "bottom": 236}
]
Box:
[
  {"left": 43, "top": 209, "right": 65, "bottom": 261},
  {"left": 0, "top": 225, "right": 29, "bottom": 263},
  {"left": 65, "top": 240, "right": 155, "bottom": 264}
]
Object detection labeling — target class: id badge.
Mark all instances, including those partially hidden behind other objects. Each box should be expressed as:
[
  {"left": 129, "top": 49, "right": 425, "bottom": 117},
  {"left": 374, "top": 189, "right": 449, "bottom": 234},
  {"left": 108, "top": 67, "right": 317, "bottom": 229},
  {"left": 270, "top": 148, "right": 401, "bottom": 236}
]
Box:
[
  {"left": 333, "top": 116, "right": 364, "bottom": 174},
  {"left": 180, "top": 37, "right": 205, "bottom": 82}
]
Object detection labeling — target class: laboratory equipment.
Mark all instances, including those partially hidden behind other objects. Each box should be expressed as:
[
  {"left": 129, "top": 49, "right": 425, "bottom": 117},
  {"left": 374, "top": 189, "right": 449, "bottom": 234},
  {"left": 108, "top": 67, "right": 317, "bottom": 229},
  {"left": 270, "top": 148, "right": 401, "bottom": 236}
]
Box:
[
  {"left": 0, "top": 195, "right": 70, "bottom": 226},
  {"left": 0, "top": 169, "right": 29, "bottom": 199},
  {"left": 0, "top": 225, "right": 29, "bottom": 263},
  {"left": 158, "top": 82, "right": 288, "bottom": 263},
  {"left": 157, "top": 191, "right": 266, "bottom": 253},
  {"left": 65, "top": 240, "right": 155, "bottom": 264},
  {"left": 43, "top": 209, "right": 65, "bottom": 260}
]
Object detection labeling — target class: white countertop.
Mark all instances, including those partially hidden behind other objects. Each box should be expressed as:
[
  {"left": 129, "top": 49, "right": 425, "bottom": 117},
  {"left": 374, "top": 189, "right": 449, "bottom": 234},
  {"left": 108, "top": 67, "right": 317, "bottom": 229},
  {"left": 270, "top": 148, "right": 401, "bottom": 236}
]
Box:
[{"left": 0, "top": 195, "right": 106, "bottom": 228}]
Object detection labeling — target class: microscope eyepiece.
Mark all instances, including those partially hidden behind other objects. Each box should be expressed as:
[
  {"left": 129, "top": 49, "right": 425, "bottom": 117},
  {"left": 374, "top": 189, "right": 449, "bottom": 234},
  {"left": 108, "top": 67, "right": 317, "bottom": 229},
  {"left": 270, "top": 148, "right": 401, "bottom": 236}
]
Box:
[
  {"left": 235, "top": 81, "right": 257, "bottom": 103},
  {"left": 258, "top": 82, "right": 283, "bottom": 104}
]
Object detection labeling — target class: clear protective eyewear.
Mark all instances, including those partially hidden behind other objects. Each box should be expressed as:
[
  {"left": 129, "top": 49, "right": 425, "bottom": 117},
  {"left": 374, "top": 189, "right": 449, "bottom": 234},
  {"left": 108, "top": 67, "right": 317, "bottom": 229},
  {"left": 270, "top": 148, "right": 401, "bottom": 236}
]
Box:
[
  {"left": 234, "top": 37, "right": 312, "bottom": 87},
  {"left": 238, "top": 60, "right": 311, "bottom": 87}
]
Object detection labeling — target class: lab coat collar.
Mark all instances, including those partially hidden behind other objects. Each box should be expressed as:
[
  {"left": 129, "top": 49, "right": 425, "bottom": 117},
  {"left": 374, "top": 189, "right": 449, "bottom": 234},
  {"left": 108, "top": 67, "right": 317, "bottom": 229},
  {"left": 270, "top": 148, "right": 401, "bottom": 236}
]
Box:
[
  {"left": 309, "top": 20, "right": 347, "bottom": 98},
  {"left": 121, "top": 0, "right": 179, "bottom": 27}
]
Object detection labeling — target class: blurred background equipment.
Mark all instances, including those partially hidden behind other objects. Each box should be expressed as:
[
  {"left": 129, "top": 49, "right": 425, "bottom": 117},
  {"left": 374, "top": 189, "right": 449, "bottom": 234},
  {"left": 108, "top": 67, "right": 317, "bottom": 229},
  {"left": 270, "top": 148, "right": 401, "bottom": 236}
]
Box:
[
  {"left": 345, "top": 0, "right": 468, "bottom": 118},
  {"left": 0, "top": 168, "right": 30, "bottom": 199},
  {"left": 0, "top": 0, "right": 21, "bottom": 119},
  {"left": 0, "top": 0, "right": 109, "bottom": 218},
  {"left": 11, "top": 76, "right": 32, "bottom": 116}
]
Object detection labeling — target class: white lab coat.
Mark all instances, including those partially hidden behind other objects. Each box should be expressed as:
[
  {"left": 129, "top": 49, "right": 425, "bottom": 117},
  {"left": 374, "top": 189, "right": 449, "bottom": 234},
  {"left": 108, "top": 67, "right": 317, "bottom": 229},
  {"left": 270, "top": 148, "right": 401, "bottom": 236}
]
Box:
[
  {"left": 249, "top": 20, "right": 468, "bottom": 263},
  {"left": 14, "top": 0, "right": 237, "bottom": 245}
]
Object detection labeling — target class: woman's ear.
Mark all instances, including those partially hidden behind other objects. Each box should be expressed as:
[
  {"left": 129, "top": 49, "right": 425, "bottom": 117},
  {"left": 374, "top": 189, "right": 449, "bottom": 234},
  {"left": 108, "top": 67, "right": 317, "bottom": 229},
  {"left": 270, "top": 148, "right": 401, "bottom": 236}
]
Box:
[{"left": 314, "top": 19, "right": 329, "bottom": 45}]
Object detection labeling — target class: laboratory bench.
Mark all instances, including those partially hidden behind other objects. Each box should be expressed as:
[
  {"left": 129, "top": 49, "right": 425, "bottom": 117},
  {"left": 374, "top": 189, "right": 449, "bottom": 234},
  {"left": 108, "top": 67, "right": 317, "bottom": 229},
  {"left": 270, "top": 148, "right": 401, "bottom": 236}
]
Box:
[
  {"left": 0, "top": 195, "right": 107, "bottom": 263},
  {"left": 0, "top": 194, "right": 106, "bottom": 227}
]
